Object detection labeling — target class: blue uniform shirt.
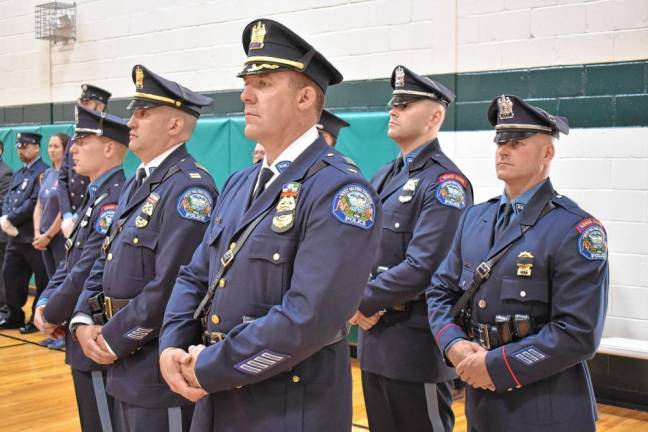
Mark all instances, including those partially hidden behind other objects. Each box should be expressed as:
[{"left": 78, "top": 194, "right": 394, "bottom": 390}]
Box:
[{"left": 496, "top": 180, "right": 545, "bottom": 228}]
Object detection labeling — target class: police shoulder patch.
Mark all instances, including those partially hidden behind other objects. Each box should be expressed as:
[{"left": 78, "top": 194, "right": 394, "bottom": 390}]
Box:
[
  {"left": 95, "top": 203, "right": 117, "bottom": 235},
  {"left": 436, "top": 172, "right": 468, "bottom": 209},
  {"left": 576, "top": 217, "right": 608, "bottom": 261},
  {"left": 332, "top": 183, "right": 375, "bottom": 230},
  {"left": 177, "top": 187, "right": 213, "bottom": 223}
]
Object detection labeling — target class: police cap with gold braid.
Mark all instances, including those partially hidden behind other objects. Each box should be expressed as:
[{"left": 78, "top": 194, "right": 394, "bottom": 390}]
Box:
[
  {"left": 487, "top": 94, "right": 570, "bottom": 144},
  {"left": 127, "top": 64, "right": 213, "bottom": 117},
  {"left": 238, "top": 18, "right": 343, "bottom": 93}
]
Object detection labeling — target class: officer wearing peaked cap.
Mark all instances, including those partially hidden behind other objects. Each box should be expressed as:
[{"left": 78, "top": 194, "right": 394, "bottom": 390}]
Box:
[
  {"left": 350, "top": 65, "right": 472, "bottom": 432},
  {"left": 318, "top": 109, "right": 350, "bottom": 147},
  {"left": 35, "top": 105, "right": 130, "bottom": 432},
  {"left": 159, "top": 18, "right": 382, "bottom": 431},
  {"left": 71, "top": 65, "right": 218, "bottom": 432},
  {"left": 60, "top": 84, "right": 112, "bottom": 239},
  {"left": 426, "top": 95, "right": 608, "bottom": 432},
  {"left": 0, "top": 132, "right": 49, "bottom": 332}
]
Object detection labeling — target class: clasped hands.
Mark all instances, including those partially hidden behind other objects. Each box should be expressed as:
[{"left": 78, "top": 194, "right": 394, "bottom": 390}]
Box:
[
  {"left": 76, "top": 324, "right": 118, "bottom": 365},
  {"left": 447, "top": 339, "right": 495, "bottom": 391},
  {"left": 349, "top": 310, "right": 384, "bottom": 331},
  {"left": 34, "top": 305, "right": 65, "bottom": 339},
  {"left": 160, "top": 345, "right": 208, "bottom": 402}
]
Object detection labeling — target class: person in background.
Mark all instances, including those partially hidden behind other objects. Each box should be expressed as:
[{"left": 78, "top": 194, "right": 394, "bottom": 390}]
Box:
[
  {"left": 59, "top": 84, "right": 111, "bottom": 239},
  {"left": 318, "top": 109, "right": 349, "bottom": 147},
  {"left": 33, "top": 133, "right": 68, "bottom": 278},
  {"left": 251, "top": 142, "right": 265, "bottom": 164}
]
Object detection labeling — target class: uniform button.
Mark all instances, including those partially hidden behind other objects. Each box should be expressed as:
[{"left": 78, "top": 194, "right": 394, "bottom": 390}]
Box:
[
  {"left": 516, "top": 385, "right": 522, "bottom": 389},
  {"left": 272, "top": 253, "right": 280, "bottom": 261},
  {"left": 76, "top": 241, "right": 80, "bottom": 247},
  {"left": 218, "top": 278, "right": 226, "bottom": 288},
  {"left": 394, "top": 222, "right": 400, "bottom": 229},
  {"left": 71, "top": 192, "right": 75, "bottom": 197},
  {"left": 71, "top": 179, "right": 75, "bottom": 183},
  {"left": 327, "top": 153, "right": 334, "bottom": 157},
  {"left": 292, "top": 375, "right": 300, "bottom": 383},
  {"left": 107, "top": 253, "right": 113, "bottom": 261},
  {"left": 520, "top": 291, "right": 526, "bottom": 298},
  {"left": 229, "top": 242, "right": 236, "bottom": 250},
  {"left": 478, "top": 299, "right": 487, "bottom": 309},
  {"left": 133, "top": 237, "right": 139, "bottom": 245},
  {"left": 211, "top": 314, "right": 220, "bottom": 325},
  {"left": 507, "top": 388, "right": 513, "bottom": 392},
  {"left": 80, "top": 194, "right": 84, "bottom": 198}
]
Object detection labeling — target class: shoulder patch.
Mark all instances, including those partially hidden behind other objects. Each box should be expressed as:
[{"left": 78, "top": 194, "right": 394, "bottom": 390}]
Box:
[
  {"left": 332, "top": 184, "right": 375, "bottom": 230},
  {"left": 177, "top": 187, "right": 213, "bottom": 223},
  {"left": 436, "top": 173, "right": 467, "bottom": 209},
  {"left": 576, "top": 217, "right": 607, "bottom": 261},
  {"left": 95, "top": 204, "right": 117, "bottom": 235}
]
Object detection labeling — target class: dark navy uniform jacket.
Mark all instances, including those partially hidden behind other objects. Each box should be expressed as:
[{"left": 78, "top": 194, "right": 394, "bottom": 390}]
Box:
[
  {"left": 41, "top": 168, "right": 126, "bottom": 372},
  {"left": 59, "top": 143, "right": 90, "bottom": 217},
  {"left": 426, "top": 179, "right": 608, "bottom": 432},
  {"left": 75, "top": 145, "right": 217, "bottom": 408},
  {"left": 160, "top": 137, "right": 383, "bottom": 432},
  {"left": 358, "top": 139, "right": 472, "bottom": 384},
  {"left": 2, "top": 158, "right": 49, "bottom": 243}
]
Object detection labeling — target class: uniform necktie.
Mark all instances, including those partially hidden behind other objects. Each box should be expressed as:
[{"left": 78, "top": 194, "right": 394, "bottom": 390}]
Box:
[
  {"left": 494, "top": 202, "right": 514, "bottom": 241},
  {"left": 128, "top": 168, "right": 147, "bottom": 201},
  {"left": 251, "top": 167, "right": 274, "bottom": 203},
  {"left": 379, "top": 156, "right": 404, "bottom": 193}
]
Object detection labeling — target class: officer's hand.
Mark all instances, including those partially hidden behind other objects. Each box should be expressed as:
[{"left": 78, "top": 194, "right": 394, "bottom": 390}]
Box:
[
  {"left": 456, "top": 350, "right": 495, "bottom": 391},
  {"left": 446, "top": 339, "right": 482, "bottom": 368},
  {"left": 34, "top": 305, "right": 61, "bottom": 336},
  {"left": 0, "top": 216, "right": 18, "bottom": 237},
  {"left": 160, "top": 347, "right": 208, "bottom": 402},
  {"left": 181, "top": 345, "right": 206, "bottom": 389},
  {"left": 349, "top": 311, "right": 382, "bottom": 331},
  {"left": 61, "top": 217, "right": 76, "bottom": 239},
  {"left": 76, "top": 324, "right": 117, "bottom": 365},
  {"left": 32, "top": 234, "right": 50, "bottom": 251}
]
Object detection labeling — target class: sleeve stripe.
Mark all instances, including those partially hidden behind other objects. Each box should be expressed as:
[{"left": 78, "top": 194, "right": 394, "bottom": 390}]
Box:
[
  {"left": 502, "top": 345, "right": 522, "bottom": 387},
  {"left": 435, "top": 322, "right": 462, "bottom": 343}
]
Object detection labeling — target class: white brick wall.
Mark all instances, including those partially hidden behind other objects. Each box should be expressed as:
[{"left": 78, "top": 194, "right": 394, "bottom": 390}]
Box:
[{"left": 442, "top": 127, "right": 648, "bottom": 341}]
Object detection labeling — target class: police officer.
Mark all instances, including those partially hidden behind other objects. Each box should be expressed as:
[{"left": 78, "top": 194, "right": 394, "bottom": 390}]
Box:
[
  {"left": 0, "top": 132, "right": 49, "bottom": 332},
  {"left": 70, "top": 66, "right": 217, "bottom": 432},
  {"left": 34, "top": 105, "right": 130, "bottom": 431},
  {"left": 426, "top": 95, "right": 609, "bottom": 432},
  {"left": 60, "top": 84, "right": 111, "bottom": 239},
  {"left": 349, "top": 65, "right": 473, "bottom": 432},
  {"left": 317, "top": 109, "right": 349, "bottom": 147},
  {"left": 159, "top": 18, "right": 383, "bottom": 431}
]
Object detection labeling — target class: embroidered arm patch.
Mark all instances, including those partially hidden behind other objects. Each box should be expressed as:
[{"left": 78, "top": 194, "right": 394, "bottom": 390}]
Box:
[
  {"left": 234, "top": 349, "right": 291, "bottom": 376},
  {"left": 95, "top": 204, "right": 117, "bottom": 235},
  {"left": 576, "top": 218, "right": 607, "bottom": 261},
  {"left": 512, "top": 346, "right": 548, "bottom": 366},
  {"left": 436, "top": 173, "right": 467, "bottom": 209},
  {"left": 177, "top": 187, "right": 213, "bottom": 223},
  {"left": 332, "top": 183, "right": 375, "bottom": 230}
]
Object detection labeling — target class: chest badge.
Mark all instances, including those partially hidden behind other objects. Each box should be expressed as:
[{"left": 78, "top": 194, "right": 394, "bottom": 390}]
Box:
[
  {"left": 398, "top": 178, "right": 419, "bottom": 203},
  {"left": 135, "top": 193, "right": 160, "bottom": 229},
  {"left": 21, "top": 179, "right": 28, "bottom": 190},
  {"left": 271, "top": 182, "right": 301, "bottom": 233},
  {"left": 516, "top": 251, "right": 534, "bottom": 277}
]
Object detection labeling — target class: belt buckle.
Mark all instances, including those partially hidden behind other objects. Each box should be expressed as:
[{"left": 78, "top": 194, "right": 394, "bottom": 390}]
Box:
[
  {"left": 476, "top": 262, "right": 491, "bottom": 280},
  {"left": 209, "top": 332, "right": 226, "bottom": 344},
  {"left": 104, "top": 297, "right": 113, "bottom": 319},
  {"left": 478, "top": 323, "right": 491, "bottom": 350},
  {"left": 220, "top": 250, "right": 234, "bottom": 267}
]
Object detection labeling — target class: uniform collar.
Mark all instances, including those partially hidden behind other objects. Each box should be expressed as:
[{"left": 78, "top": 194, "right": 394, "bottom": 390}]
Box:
[
  {"left": 498, "top": 179, "right": 546, "bottom": 218},
  {"left": 257, "top": 126, "right": 319, "bottom": 190},
  {"left": 88, "top": 166, "right": 122, "bottom": 199},
  {"left": 136, "top": 142, "right": 184, "bottom": 177},
  {"left": 24, "top": 158, "right": 41, "bottom": 170},
  {"left": 402, "top": 143, "right": 426, "bottom": 168}
]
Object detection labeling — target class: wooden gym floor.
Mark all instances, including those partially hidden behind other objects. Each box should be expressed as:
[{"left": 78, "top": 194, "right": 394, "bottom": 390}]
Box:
[{"left": 1, "top": 299, "right": 647, "bottom": 431}]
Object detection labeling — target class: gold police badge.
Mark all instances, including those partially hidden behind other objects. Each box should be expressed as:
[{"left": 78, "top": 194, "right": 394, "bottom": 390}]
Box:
[{"left": 516, "top": 251, "right": 534, "bottom": 277}]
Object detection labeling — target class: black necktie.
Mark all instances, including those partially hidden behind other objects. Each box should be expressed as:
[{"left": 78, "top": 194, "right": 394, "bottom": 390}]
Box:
[
  {"left": 128, "top": 168, "right": 147, "bottom": 201},
  {"left": 494, "top": 203, "right": 514, "bottom": 242},
  {"left": 251, "top": 167, "right": 274, "bottom": 203},
  {"left": 379, "top": 156, "right": 404, "bottom": 193}
]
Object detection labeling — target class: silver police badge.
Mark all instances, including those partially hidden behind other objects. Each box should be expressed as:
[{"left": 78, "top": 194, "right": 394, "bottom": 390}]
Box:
[
  {"left": 399, "top": 178, "right": 419, "bottom": 203},
  {"left": 395, "top": 66, "right": 405, "bottom": 89},
  {"left": 497, "top": 95, "right": 514, "bottom": 120}
]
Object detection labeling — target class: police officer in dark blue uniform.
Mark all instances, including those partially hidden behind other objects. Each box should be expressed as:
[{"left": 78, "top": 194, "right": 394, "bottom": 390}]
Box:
[
  {"left": 159, "top": 18, "right": 383, "bottom": 432},
  {"left": 34, "top": 105, "right": 130, "bottom": 432},
  {"left": 70, "top": 66, "right": 218, "bottom": 432},
  {"left": 317, "top": 109, "right": 349, "bottom": 147},
  {"left": 60, "top": 84, "right": 111, "bottom": 239},
  {"left": 426, "top": 95, "right": 609, "bottom": 432},
  {"left": 350, "top": 65, "right": 473, "bottom": 432},
  {"left": 0, "top": 132, "right": 49, "bottom": 332}
]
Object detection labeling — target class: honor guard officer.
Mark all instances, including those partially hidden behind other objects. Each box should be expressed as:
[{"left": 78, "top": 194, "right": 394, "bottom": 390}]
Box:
[
  {"left": 0, "top": 132, "right": 49, "bottom": 332},
  {"left": 35, "top": 105, "right": 129, "bottom": 432},
  {"left": 318, "top": 109, "right": 350, "bottom": 147},
  {"left": 350, "top": 65, "right": 473, "bottom": 432},
  {"left": 426, "top": 95, "right": 609, "bottom": 432},
  {"left": 70, "top": 65, "right": 218, "bottom": 432},
  {"left": 60, "top": 84, "right": 111, "bottom": 239},
  {"left": 159, "top": 18, "right": 382, "bottom": 432}
]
